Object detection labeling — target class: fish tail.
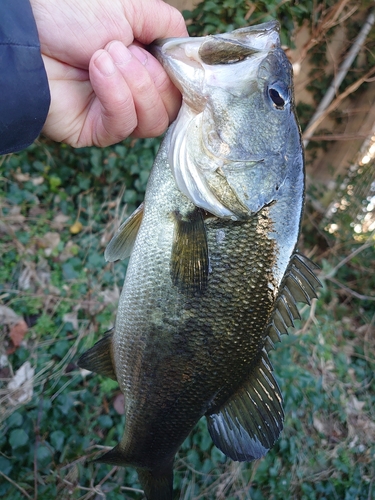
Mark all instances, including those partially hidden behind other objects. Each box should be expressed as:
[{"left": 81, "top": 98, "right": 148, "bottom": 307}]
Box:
[{"left": 137, "top": 465, "right": 174, "bottom": 500}]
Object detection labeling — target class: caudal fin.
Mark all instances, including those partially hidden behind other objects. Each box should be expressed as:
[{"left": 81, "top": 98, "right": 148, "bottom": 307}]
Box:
[{"left": 137, "top": 465, "right": 174, "bottom": 500}]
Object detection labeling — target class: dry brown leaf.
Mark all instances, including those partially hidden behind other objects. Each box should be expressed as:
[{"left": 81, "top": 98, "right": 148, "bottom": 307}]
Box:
[
  {"left": 14, "top": 170, "right": 30, "bottom": 182},
  {"left": 36, "top": 231, "right": 60, "bottom": 251},
  {"left": 31, "top": 176, "right": 44, "bottom": 186},
  {"left": 313, "top": 414, "right": 327, "bottom": 435},
  {"left": 7, "top": 361, "right": 35, "bottom": 405},
  {"left": 7, "top": 206, "right": 26, "bottom": 224},
  {"left": 9, "top": 320, "right": 28, "bottom": 347},
  {"left": 18, "top": 265, "right": 34, "bottom": 291},
  {"left": 51, "top": 213, "right": 70, "bottom": 230}
]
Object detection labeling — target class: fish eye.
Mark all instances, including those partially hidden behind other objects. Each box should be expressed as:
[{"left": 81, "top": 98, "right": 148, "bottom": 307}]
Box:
[{"left": 268, "top": 84, "right": 288, "bottom": 110}]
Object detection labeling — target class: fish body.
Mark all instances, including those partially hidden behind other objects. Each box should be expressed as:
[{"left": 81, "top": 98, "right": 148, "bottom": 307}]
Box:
[{"left": 79, "top": 21, "right": 320, "bottom": 500}]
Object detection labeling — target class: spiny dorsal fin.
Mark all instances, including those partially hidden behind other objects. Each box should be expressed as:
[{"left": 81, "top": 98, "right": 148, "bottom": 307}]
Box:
[
  {"left": 206, "top": 350, "right": 284, "bottom": 462},
  {"left": 170, "top": 208, "right": 209, "bottom": 296},
  {"left": 77, "top": 330, "right": 117, "bottom": 381},
  {"left": 104, "top": 203, "right": 144, "bottom": 262},
  {"left": 266, "top": 253, "right": 322, "bottom": 349}
]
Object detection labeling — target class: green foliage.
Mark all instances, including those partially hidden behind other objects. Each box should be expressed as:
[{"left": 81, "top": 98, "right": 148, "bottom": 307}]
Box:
[{"left": 184, "top": 0, "right": 339, "bottom": 46}]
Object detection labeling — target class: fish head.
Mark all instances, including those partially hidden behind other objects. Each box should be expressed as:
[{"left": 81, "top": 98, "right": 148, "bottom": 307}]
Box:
[{"left": 151, "top": 22, "right": 303, "bottom": 219}]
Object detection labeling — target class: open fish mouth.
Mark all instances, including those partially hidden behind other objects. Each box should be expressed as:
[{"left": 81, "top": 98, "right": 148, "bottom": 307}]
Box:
[{"left": 151, "top": 21, "right": 281, "bottom": 116}]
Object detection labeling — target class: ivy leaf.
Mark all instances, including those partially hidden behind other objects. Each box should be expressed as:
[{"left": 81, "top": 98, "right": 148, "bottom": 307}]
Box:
[{"left": 9, "top": 429, "right": 28, "bottom": 449}]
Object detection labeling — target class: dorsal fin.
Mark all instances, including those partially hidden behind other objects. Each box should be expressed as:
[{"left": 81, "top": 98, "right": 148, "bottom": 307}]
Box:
[
  {"left": 206, "top": 350, "right": 284, "bottom": 462},
  {"left": 104, "top": 203, "right": 144, "bottom": 262},
  {"left": 170, "top": 208, "right": 209, "bottom": 296},
  {"left": 77, "top": 330, "right": 117, "bottom": 381},
  {"left": 266, "top": 253, "right": 322, "bottom": 349}
]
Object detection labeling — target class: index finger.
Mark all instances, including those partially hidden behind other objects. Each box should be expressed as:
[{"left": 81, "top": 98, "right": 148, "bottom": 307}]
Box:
[{"left": 126, "top": 0, "right": 188, "bottom": 44}]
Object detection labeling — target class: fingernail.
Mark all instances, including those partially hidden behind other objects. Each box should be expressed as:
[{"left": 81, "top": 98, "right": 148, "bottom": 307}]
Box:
[
  {"left": 94, "top": 51, "right": 116, "bottom": 77},
  {"left": 107, "top": 40, "right": 132, "bottom": 65},
  {"left": 129, "top": 45, "right": 148, "bottom": 66}
]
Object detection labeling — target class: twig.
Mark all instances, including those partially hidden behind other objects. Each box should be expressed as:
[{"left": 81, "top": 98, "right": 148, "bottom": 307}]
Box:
[
  {"left": 327, "top": 276, "right": 375, "bottom": 301},
  {"left": 120, "top": 486, "right": 145, "bottom": 494},
  {"left": 293, "top": 0, "right": 357, "bottom": 66},
  {"left": 33, "top": 396, "right": 45, "bottom": 500},
  {"left": 324, "top": 238, "right": 374, "bottom": 279},
  {"left": 0, "top": 470, "right": 33, "bottom": 499},
  {"left": 308, "top": 133, "right": 372, "bottom": 141},
  {"left": 303, "top": 8, "right": 375, "bottom": 146},
  {"left": 303, "top": 65, "right": 375, "bottom": 145}
]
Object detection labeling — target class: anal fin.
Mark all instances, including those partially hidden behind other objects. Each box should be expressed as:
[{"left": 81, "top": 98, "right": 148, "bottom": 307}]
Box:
[
  {"left": 78, "top": 329, "right": 117, "bottom": 381},
  {"left": 206, "top": 350, "right": 284, "bottom": 462},
  {"left": 104, "top": 203, "right": 144, "bottom": 262},
  {"left": 170, "top": 207, "right": 209, "bottom": 296}
]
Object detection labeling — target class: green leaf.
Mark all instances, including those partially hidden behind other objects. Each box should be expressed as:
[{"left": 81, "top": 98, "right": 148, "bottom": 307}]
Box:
[
  {"left": 98, "top": 415, "right": 113, "bottom": 429},
  {"left": 37, "top": 446, "right": 52, "bottom": 468},
  {"left": 0, "top": 457, "right": 12, "bottom": 475},
  {"left": 49, "top": 176, "right": 62, "bottom": 191},
  {"left": 50, "top": 430, "right": 65, "bottom": 452},
  {"left": 7, "top": 411, "right": 23, "bottom": 429},
  {"left": 9, "top": 429, "right": 28, "bottom": 449}
]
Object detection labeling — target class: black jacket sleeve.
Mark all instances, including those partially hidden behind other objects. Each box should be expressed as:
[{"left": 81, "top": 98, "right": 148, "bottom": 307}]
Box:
[{"left": 0, "top": 0, "right": 51, "bottom": 155}]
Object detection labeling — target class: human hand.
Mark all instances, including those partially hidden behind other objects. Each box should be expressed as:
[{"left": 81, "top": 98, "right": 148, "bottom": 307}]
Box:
[{"left": 29, "top": 0, "right": 188, "bottom": 147}]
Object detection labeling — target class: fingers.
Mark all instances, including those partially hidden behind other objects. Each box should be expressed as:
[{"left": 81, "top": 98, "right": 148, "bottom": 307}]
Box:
[
  {"left": 88, "top": 47, "right": 137, "bottom": 146},
  {"left": 125, "top": 44, "right": 182, "bottom": 137},
  {"left": 88, "top": 40, "right": 181, "bottom": 146},
  {"left": 41, "top": 54, "right": 93, "bottom": 145},
  {"left": 127, "top": 0, "right": 188, "bottom": 43}
]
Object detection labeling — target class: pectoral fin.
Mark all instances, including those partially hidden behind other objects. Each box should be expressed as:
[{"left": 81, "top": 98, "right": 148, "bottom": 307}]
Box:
[
  {"left": 104, "top": 203, "right": 144, "bottom": 262},
  {"left": 170, "top": 208, "right": 209, "bottom": 295},
  {"left": 77, "top": 330, "right": 117, "bottom": 381},
  {"left": 206, "top": 350, "right": 284, "bottom": 462}
]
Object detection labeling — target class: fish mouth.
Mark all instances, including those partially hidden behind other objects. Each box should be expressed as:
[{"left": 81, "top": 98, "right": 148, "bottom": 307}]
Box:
[{"left": 149, "top": 21, "right": 281, "bottom": 107}]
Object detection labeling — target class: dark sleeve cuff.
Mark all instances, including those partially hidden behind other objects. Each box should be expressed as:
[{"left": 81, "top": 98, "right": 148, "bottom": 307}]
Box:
[{"left": 0, "top": 0, "right": 51, "bottom": 155}]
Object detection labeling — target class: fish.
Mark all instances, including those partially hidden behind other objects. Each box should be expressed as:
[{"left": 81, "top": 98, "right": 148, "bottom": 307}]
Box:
[{"left": 78, "top": 21, "right": 321, "bottom": 500}]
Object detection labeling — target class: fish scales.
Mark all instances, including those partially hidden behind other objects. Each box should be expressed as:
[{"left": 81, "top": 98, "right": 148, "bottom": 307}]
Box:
[
  {"left": 109, "top": 143, "right": 277, "bottom": 465},
  {"left": 78, "top": 20, "right": 321, "bottom": 500}
]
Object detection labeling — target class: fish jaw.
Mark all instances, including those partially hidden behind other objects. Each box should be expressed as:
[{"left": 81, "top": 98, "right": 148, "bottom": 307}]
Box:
[
  {"left": 150, "top": 22, "right": 303, "bottom": 220},
  {"left": 150, "top": 21, "right": 280, "bottom": 113}
]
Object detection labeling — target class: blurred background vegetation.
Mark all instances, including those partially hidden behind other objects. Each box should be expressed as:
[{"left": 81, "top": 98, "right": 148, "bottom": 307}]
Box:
[{"left": 1, "top": 0, "right": 375, "bottom": 498}]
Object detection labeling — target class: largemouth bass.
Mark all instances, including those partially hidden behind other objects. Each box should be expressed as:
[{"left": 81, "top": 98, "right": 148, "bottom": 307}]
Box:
[{"left": 78, "top": 21, "right": 320, "bottom": 500}]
